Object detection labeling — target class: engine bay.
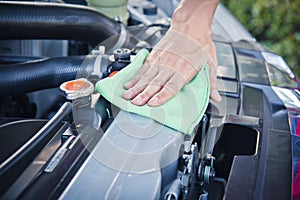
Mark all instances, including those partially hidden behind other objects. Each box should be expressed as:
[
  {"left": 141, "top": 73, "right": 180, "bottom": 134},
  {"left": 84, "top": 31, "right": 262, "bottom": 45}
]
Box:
[{"left": 0, "top": 1, "right": 292, "bottom": 200}]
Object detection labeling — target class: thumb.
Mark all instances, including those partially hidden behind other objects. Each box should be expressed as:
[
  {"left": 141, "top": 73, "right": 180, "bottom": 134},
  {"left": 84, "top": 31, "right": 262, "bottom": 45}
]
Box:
[{"left": 208, "top": 59, "right": 221, "bottom": 102}]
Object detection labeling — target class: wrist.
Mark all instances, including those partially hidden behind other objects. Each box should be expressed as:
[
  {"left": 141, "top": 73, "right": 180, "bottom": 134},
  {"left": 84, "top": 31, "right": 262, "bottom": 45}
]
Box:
[{"left": 170, "top": 0, "right": 219, "bottom": 43}]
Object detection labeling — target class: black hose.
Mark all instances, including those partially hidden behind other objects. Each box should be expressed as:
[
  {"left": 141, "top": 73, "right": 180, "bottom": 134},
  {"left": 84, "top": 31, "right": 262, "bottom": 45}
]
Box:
[
  {"left": 0, "top": 1, "right": 121, "bottom": 46},
  {"left": 0, "top": 55, "right": 45, "bottom": 64},
  {"left": 0, "top": 56, "right": 96, "bottom": 97}
]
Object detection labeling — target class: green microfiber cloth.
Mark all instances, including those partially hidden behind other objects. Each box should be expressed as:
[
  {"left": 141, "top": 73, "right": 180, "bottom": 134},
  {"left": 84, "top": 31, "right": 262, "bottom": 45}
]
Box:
[{"left": 95, "top": 49, "right": 210, "bottom": 134}]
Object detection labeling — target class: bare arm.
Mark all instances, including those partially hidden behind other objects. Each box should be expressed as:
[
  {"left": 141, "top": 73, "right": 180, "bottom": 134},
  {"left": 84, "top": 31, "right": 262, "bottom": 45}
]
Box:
[{"left": 123, "top": 0, "right": 221, "bottom": 106}]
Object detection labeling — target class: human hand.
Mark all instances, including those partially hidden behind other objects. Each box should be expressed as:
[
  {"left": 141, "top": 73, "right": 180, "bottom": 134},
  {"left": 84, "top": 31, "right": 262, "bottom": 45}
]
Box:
[
  {"left": 122, "top": 0, "right": 220, "bottom": 106},
  {"left": 122, "top": 30, "right": 221, "bottom": 106}
]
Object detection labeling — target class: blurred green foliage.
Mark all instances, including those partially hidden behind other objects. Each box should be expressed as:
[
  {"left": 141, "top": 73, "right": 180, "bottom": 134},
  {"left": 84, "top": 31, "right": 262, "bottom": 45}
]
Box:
[{"left": 222, "top": 0, "right": 300, "bottom": 78}]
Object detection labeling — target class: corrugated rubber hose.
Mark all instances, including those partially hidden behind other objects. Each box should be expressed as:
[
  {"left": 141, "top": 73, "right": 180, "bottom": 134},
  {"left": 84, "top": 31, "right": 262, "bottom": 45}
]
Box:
[
  {"left": 0, "top": 1, "right": 124, "bottom": 97},
  {"left": 0, "top": 1, "right": 121, "bottom": 46},
  {"left": 0, "top": 56, "right": 96, "bottom": 97}
]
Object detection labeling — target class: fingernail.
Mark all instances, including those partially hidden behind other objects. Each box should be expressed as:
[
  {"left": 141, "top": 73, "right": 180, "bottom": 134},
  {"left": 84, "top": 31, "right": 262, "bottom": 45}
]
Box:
[
  {"left": 124, "top": 82, "right": 132, "bottom": 89},
  {"left": 122, "top": 90, "right": 132, "bottom": 99},
  {"left": 148, "top": 96, "right": 160, "bottom": 106},
  {"left": 132, "top": 95, "right": 143, "bottom": 105}
]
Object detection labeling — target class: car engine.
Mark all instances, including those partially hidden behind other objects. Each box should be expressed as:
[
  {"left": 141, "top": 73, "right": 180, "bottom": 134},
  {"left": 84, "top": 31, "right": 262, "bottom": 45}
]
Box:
[{"left": 0, "top": 1, "right": 292, "bottom": 200}]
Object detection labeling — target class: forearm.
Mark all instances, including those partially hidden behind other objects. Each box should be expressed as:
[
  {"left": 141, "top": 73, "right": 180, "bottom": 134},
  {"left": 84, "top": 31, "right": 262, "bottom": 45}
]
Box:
[{"left": 171, "top": 0, "right": 219, "bottom": 43}]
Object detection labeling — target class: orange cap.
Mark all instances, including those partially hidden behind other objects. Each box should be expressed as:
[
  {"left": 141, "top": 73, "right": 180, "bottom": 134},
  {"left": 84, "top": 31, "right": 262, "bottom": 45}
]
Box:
[{"left": 60, "top": 78, "right": 94, "bottom": 100}]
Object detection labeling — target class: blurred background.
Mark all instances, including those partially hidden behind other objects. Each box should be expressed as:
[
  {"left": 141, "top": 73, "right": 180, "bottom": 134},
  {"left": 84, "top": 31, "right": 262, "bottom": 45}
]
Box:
[{"left": 223, "top": 0, "right": 300, "bottom": 79}]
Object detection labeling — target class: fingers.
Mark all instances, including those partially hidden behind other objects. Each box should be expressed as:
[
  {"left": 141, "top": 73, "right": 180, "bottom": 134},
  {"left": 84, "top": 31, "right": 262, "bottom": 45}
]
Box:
[
  {"left": 123, "top": 62, "right": 151, "bottom": 89},
  {"left": 123, "top": 49, "right": 190, "bottom": 106},
  {"left": 131, "top": 84, "right": 162, "bottom": 106},
  {"left": 148, "top": 73, "right": 187, "bottom": 106},
  {"left": 130, "top": 70, "right": 173, "bottom": 106},
  {"left": 123, "top": 50, "right": 162, "bottom": 90},
  {"left": 122, "top": 64, "right": 159, "bottom": 100},
  {"left": 122, "top": 34, "right": 221, "bottom": 106},
  {"left": 123, "top": 56, "right": 221, "bottom": 106},
  {"left": 123, "top": 66, "right": 187, "bottom": 107},
  {"left": 125, "top": 53, "right": 193, "bottom": 106}
]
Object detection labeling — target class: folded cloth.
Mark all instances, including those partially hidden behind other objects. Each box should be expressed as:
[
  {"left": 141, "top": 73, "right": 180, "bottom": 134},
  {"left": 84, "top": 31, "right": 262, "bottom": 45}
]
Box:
[{"left": 95, "top": 49, "right": 210, "bottom": 134}]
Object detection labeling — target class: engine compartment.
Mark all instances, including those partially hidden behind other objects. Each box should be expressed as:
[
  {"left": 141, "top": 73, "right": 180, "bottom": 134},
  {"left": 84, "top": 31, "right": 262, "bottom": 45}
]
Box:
[{"left": 0, "top": 1, "right": 291, "bottom": 200}]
